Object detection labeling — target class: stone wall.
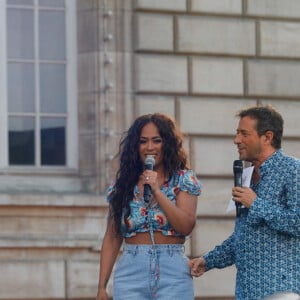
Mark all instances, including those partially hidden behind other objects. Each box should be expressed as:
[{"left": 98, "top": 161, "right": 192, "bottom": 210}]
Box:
[
  {"left": 1, "top": 0, "right": 300, "bottom": 299},
  {"left": 133, "top": 0, "right": 300, "bottom": 298}
]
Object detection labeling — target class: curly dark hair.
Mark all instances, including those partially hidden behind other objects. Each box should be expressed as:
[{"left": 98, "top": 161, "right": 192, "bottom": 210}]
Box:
[
  {"left": 109, "top": 113, "right": 190, "bottom": 235},
  {"left": 237, "top": 104, "right": 284, "bottom": 149}
]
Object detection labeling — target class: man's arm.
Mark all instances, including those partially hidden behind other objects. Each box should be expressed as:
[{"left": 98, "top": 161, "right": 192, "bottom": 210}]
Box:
[
  {"left": 247, "top": 162, "right": 300, "bottom": 237},
  {"left": 190, "top": 232, "right": 235, "bottom": 277}
]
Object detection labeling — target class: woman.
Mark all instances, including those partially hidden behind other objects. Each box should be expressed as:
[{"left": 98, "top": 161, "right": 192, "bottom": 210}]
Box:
[{"left": 96, "top": 113, "right": 201, "bottom": 300}]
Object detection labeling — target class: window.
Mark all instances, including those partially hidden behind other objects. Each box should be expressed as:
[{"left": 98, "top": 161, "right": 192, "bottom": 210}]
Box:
[{"left": 0, "top": 0, "right": 77, "bottom": 170}]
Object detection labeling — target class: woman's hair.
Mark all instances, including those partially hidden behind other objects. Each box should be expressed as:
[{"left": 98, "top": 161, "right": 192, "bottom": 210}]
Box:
[
  {"left": 237, "top": 104, "right": 284, "bottom": 149},
  {"left": 109, "top": 113, "right": 189, "bottom": 235}
]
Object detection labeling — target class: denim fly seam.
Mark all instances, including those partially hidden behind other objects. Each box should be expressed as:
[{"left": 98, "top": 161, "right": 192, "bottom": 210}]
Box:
[{"left": 147, "top": 207, "right": 159, "bottom": 299}]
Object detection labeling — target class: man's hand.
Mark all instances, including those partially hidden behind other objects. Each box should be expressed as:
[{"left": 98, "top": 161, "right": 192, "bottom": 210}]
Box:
[
  {"left": 189, "top": 257, "right": 206, "bottom": 277},
  {"left": 232, "top": 186, "right": 257, "bottom": 208}
]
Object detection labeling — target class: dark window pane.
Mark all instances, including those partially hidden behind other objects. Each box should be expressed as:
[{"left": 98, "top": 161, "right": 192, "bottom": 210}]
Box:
[
  {"left": 7, "top": 8, "right": 34, "bottom": 59},
  {"left": 9, "top": 117, "right": 35, "bottom": 165},
  {"left": 40, "top": 63, "right": 66, "bottom": 113},
  {"left": 39, "top": 10, "right": 65, "bottom": 60},
  {"left": 8, "top": 62, "right": 35, "bottom": 113},
  {"left": 41, "top": 118, "right": 66, "bottom": 165}
]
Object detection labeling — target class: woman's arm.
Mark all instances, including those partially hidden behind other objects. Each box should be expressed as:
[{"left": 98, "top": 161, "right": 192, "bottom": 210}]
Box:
[
  {"left": 153, "top": 188, "right": 198, "bottom": 235},
  {"left": 96, "top": 218, "right": 123, "bottom": 300}
]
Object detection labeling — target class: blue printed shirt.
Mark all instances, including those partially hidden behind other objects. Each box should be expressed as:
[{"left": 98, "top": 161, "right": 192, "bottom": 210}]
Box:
[
  {"left": 107, "top": 169, "right": 201, "bottom": 238},
  {"left": 204, "top": 150, "right": 300, "bottom": 300}
]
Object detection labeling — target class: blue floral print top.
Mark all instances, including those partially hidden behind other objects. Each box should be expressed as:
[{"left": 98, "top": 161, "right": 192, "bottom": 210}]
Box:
[{"left": 106, "top": 169, "right": 201, "bottom": 238}]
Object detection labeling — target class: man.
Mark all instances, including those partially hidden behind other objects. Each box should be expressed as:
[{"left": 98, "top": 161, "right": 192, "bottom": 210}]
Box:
[{"left": 189, "top": 105, "right": 300, "bottom": 300}]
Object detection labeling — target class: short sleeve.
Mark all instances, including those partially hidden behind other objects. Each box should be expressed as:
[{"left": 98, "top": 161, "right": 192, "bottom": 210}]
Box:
[
  {"left": 106, "top": 182, "right": 116, "bottom": 202},
  {"left": 180, "top": 170, "right": 202, "bottom": 196}
]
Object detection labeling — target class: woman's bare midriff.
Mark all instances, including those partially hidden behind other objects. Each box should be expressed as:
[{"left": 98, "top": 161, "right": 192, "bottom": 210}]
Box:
[{"left": 125, "top": 231, "right": 185, "bottom": 244}]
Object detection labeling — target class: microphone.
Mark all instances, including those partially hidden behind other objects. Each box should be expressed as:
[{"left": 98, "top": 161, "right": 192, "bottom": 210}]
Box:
[
  {"left": 233, "top": 160, "right": 243, "bottom": 217},
  {"left": 144, "top": 155, "right": 155, "bottom": 203}
]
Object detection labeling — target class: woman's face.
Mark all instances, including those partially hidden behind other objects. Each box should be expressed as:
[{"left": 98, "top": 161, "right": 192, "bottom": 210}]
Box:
[{"left": 139, "top": 122, "right": 163, "bottom": 168}]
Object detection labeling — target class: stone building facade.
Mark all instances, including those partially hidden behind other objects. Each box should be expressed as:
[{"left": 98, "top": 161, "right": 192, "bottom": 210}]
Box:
[{"left": 1, "top": 0, "right": 300, "bottom": 299}]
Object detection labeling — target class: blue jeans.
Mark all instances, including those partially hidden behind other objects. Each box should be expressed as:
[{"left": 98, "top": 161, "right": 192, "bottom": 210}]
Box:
[{"left": 113, "top": 243, "right": 194, "bottom": 300}]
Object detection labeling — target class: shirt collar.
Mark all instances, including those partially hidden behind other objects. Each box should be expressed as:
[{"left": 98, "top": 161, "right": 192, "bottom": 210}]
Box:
[{"left": 259, "top": 149, "right": 283, "bottom": 175}]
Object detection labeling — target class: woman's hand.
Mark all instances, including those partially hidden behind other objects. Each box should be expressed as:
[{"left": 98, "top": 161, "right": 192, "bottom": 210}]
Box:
[
  {"left": 140, "top": 170, "right": 160, "bottom": 193},
  {"left": 96, "top": 287, "right": 109, "bottom": 300}
]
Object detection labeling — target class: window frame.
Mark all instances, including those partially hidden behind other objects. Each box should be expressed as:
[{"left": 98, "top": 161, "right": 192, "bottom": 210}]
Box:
[{"left": 0, "top": 0, "right": 78, "bottom": 172}]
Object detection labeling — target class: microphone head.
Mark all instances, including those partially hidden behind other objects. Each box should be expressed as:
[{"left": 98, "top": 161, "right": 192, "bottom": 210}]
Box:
[
  {"left": 145, "top": 155, "right": 155, "bottom": 167},
  {"left": 233, "top": 160, "right": 243, "bottom": 175}
]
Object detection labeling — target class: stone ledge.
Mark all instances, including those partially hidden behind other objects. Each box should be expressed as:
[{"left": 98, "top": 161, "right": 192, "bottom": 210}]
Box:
[
  {"left": 0, "top": 193, "right": 107, "bottom": 207},
  {"left": 0, "top": 235, "right": 101, "bottom": 250}
]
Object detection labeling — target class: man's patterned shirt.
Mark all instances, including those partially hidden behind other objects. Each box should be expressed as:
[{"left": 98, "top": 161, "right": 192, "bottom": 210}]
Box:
[{"left": 204, "top": 150, "right": 300, "bottom": 300}]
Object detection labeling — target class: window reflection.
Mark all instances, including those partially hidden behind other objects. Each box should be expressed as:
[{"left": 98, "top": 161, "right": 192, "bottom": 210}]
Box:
[
  {"left": 40, "top": 64, "right": 66, "bottom": 113},
  {"left": 7, "top": 0, "right": 33, "bottom": 5},
  {"left": 41, "top": 118, "right": 66, "bottom": 165},
  {"left": 7, "top": 8, "right": 34, "bottom": 60},
  {"left": 9, "top": 117, "right": 35, "bottom": 165},
  {"left": 7, "top": 0, "right": 65, "bottom": 6},
  {"left": 39, "top": 10, "right": 65, "bottom": 60},
  {"left": 8, "top": 62, "right": 35, "bottom": 113},
  {"left": 39, "top": 0, "right": 65, "bottom": 7}
]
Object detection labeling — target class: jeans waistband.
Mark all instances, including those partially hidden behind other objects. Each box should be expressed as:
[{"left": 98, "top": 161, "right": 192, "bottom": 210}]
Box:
[{"left": 123, "top": 243, "right": 185, "bottom": 255}]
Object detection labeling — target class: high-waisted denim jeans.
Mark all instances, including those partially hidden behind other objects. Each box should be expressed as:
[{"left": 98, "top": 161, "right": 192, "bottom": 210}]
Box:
[{"left": 113, "top": 243, "right": 194, "bottom": 300}]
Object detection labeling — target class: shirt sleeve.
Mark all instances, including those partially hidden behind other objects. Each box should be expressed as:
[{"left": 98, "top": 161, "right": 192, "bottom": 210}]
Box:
[
  {"left": 180, "top": 169, "right": 202, "bottom": 196},
  {"left": 247, "top": 160, "right": 300, "bottom": 237},
  {"left": 106, "top": 182, "right": 116, "bottom": 203},
  {"left": 203, "top": 233, "right": 235, "bottom": 271}
]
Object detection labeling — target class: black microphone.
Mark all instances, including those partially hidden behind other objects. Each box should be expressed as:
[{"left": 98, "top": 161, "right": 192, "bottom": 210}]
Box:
[
  {"left": 144, "top": 155, "right": 155, "bottom": 203},
  {"left": 233, "top": 160, "right": 243, "bottom": 217}
]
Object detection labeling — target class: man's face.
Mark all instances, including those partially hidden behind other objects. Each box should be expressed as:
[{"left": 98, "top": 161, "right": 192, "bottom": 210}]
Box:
[{"left": 234, "top": 116, "right": 264, "bottom": 162}]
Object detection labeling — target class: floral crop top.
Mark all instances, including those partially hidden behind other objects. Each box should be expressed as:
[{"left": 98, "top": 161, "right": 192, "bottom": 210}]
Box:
[{"left": 106, "top": 169, "right": 201, "bottom": 238}]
